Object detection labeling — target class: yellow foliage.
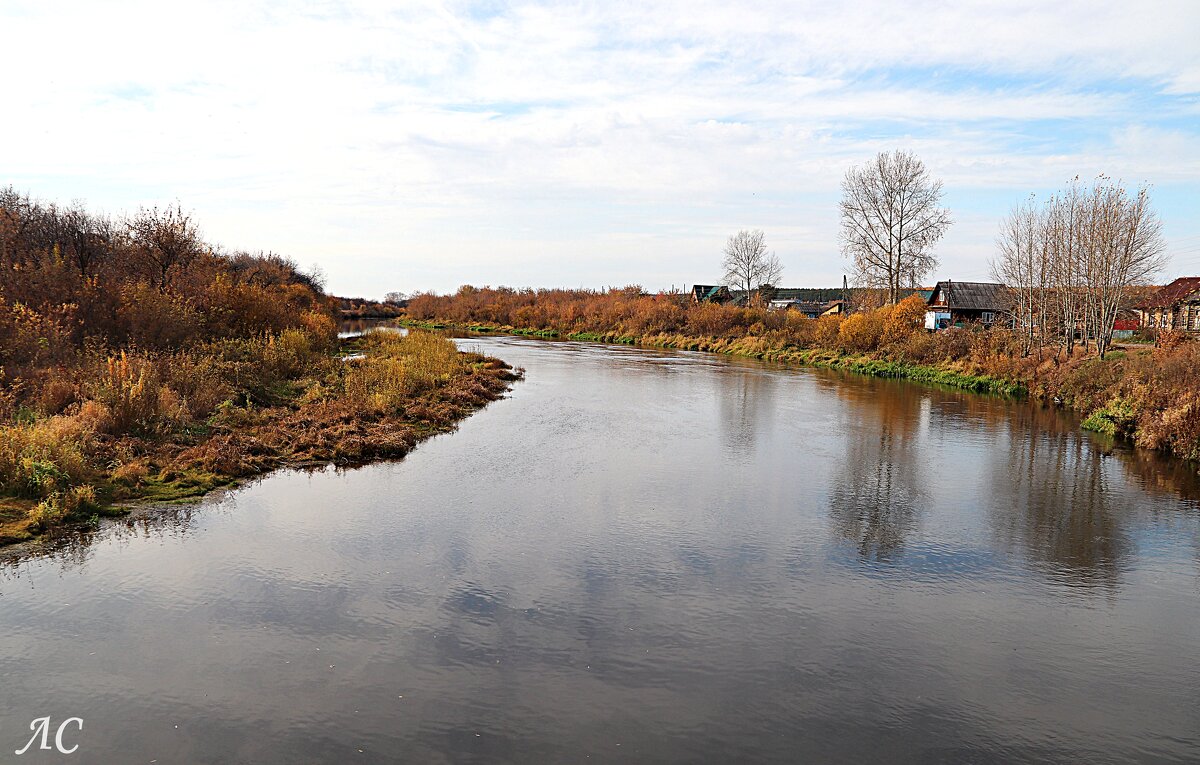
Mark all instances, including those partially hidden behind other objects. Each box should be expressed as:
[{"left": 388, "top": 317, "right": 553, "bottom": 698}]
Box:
[
  {"left": 342, "top": 331, "right": 465, "bottom": 411},
  {"left": 838, "top": 311, "right": 885, "bottom": 352},
  {"left": 883, "top": 295, "right": 929, "bottom": 345}
]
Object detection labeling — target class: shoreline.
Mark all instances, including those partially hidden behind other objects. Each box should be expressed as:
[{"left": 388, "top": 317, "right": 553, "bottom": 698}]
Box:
[
  {"left": 402, "top": 319, "right": 1026, "bottom": 396},
  {"left": 401, "top": 318, "right": 1200, "bottom": 472},
  {"left": 0, "top": 333, "right": 521, "bottom": 549}
]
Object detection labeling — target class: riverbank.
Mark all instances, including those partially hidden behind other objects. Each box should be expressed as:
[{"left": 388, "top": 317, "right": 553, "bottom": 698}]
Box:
[
  {"left": 404, "top": 319, "right": 1025, "bottom": 396},
  {"left": 0, "top": 330, "right": 520, "bottom": 547},
  {"left": 402, "top": 315, "right": 1199, "bottom": 469}
]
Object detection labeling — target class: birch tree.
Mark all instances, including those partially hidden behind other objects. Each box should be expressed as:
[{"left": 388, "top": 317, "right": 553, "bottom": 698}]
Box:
[
  {"left": 989, "top": 177, "right": 1165, "bottom": 359},
  {"left": 839, "top": 150, "right": 952, "bottom": 305},
  {"left": 1084, "top": 178, "right": 1165, "bottom": 356},
  {"left": 722, "top": 229, "right": 783, "bottom": 302},
  {"left": 991, "top": 196, "right": 1045, "bottom": 356}
]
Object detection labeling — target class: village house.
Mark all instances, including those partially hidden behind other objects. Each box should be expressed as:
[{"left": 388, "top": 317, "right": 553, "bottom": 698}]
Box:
[
  {"left": 755, "top": 287, "right": 847, "bottom": 316},
  {"left": 689, "top": 284, "right": 732, "bottom": 304},
  {"left": 765, "top": 299, "right": 847, "bottom": 318},
  {"left": 924, "top": 281, "right": 1007, "bottom": 330},
  {"left": 1138, "top": 276, "right": 1200, "bottom": 334}
]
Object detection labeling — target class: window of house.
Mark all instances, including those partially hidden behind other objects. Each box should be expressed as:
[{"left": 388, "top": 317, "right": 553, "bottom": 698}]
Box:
[{"left": 981, "top": 311, "right": 995, "bottom": 324}]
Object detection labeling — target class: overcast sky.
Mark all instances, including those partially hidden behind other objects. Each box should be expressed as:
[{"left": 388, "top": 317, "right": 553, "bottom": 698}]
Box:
[{"left": 3, "top": 0, "right": 1199, "bottom": 297}]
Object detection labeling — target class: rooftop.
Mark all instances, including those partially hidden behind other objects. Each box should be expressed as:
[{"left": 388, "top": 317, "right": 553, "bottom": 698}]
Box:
[
  {"left": 928, "top": 281, "right": 1007, "bottom": 310},
  {"left": 1139, "top": 277, "right": 1200, "bottom": 309}
]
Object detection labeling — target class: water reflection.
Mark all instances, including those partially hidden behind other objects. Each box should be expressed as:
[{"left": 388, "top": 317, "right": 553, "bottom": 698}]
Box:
[
  {"left": 337, "top": 318, "right": 403, "bottom": 337},
  {"left": 717, "top": 362, "right": 780, "bottom": 458},
  {"left": 988, "top": 409, "right": 1130, "bottom": 589},
  {"left": 829, "top": 426, "right": 922, "bottom": 562},
  {"left": 1, "top": 337, "right": 1198, "bottom": 764}
]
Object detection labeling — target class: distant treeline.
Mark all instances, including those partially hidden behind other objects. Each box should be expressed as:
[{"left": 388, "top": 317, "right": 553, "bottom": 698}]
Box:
[{"left": 0, "top": 186, "right": 334, "bottom": 382}]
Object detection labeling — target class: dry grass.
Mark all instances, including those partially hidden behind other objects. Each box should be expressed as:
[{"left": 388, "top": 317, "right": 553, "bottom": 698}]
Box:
[{"left": 0, "top": 326, "right": 518, "bottom": 546}]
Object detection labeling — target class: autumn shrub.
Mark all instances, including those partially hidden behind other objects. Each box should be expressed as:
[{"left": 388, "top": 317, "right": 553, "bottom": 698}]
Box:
[
  {"left": 624, "top": 299, "right": 686, "bottom": 335},
  {"left": 1124, "top": 342, "right": 1200, "bottom": 459},
  {"left": 1155, "top": 330, "right": 1193, "bottom": 354},
  {"left": 779, "top": 312, "right": 814, "bottom": 345},
  {"left": 110, "top": 459, "right": 150, "bottom": 487},
  {"left": 116, "top": 283, "right": 205, "bottom": 349},
  {"left": 262, "top": 328, "right": 324, "bottom": 380},
  {"left": 882, "top": 295, "right": 928, "bottom": 346},
  {"left": 300, "top": 310, "right": 339, "bottom": 350},
  {"left": 928, "top": 327, "right": 972, "bottom": 361},
  {"left": 813, "top": 315, "right": 842, "bottom": 348},
  {"left": 0, "top": 298, "right": 77, "bottom": 372},
  {"left": 32, "top": 485, "right": 98, "bottom": 529},
  {"left": 84, "top": 351, "right": 188, "bottom": 434},
  {"left": 686, "top": 302, "right": 739, "bottom": 336},
  {"left": 838, "top": 311, "right": 885, "bottom": 353},
  {"left": 1054, "top": 356, "right": 1129, "bottom": 412},
  {"left": 35, "top": 377, "right": 79, "bottom": 415},
  {"left": 159, "top": 350, "right": 235, "bottom": 420}
]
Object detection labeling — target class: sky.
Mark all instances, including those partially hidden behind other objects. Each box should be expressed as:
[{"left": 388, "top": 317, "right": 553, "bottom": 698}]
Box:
[{"left": 2, "top": 0, "right": 1199, "bottom": 298}]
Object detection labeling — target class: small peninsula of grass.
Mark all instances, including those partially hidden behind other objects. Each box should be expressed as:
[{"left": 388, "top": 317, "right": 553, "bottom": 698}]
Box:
[
  {"left": 0, "top": 326, "right": 519, "bottom": 548},
  {"left": 0, "top": 190, "right": 518, "bottom": 547}
]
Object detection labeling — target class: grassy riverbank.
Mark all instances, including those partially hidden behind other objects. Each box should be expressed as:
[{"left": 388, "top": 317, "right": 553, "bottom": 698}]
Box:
[
  {"left": 0, "top": 191, "right": 520, "bottom": 546},
  {"left": 405, "top": 287, "right": 1200, "bottom": 468},
  {"left": 0, "top": 329, "right": 518, "bottom": 546},
  {"left": 406, "top": 319, "right": 1023, "bottom": 396}
]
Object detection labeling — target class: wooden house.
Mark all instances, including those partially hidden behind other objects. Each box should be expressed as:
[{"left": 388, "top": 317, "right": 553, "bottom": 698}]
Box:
[
  {"left": 924, "top": 281, "right": 1007, "bottom": 330},
  {"left": 1138, "top": 277, "right": 1200, "bottom": 334},
  {"left": 690, "top": 285, "right": 732, "bottom": 304}
]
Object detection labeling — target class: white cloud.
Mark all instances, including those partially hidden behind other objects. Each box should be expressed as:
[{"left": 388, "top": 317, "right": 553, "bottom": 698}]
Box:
[{"left": 2, "top": 0, "right": 1199, "bottom": 295}]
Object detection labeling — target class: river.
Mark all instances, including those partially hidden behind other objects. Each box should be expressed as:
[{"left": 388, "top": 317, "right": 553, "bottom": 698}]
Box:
[{"left": 2, "top": 335, "right": 1199, "bottom": 763}]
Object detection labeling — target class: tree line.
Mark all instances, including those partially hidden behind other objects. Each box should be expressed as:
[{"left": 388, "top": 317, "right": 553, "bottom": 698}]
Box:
[
  {"left": 713, "top": 151, "right": 1166, "bottom": 360},
  {"left": 0, "top": 186, "right": 332, "bottom": 381},
  {"left": 990, "top": 177, "right": 1165, "bottom": 357}
]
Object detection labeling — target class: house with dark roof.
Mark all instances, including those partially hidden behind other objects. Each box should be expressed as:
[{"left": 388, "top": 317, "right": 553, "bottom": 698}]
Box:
[
  {"left": 761, "top": 286, "right": 851, "bottom": 315},
  {"left": 690, "top": 284, "right": 732, "bottom": 304},
  {"left": 1138, "top": 277, "right": 1200, "bottom": 334},
  {"left": 924, "top": 281, "right": 1007, "bottom": 330}
]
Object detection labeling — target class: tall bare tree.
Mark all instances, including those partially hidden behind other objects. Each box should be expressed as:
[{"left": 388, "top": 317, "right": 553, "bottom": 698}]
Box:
[
  {"left": 1084, "top": 178, "right": 1166, "bottom": 356},
  {"left": 61, "top": 201, "right": 115, "bottom": 278},
  {"left": 722, "top": 229, "right": 782, "bottom": 302},
  {"left": 991, "top": 195, "right": 1046, "bottom": 356},
  {"left": 839, "top": 150, "right": 952, "bottom": 305},
  {"left": 989, "top": 177, "right": 1166, "bottom": 359}
]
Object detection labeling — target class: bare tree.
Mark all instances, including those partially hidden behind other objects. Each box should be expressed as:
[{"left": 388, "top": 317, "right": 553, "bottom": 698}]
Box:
[
  {"left": 1046, "top": 185, "right": 1085, "bottom": 354},
  {"left": 127, "top": 202, "right": 202, "bottom": 290},
  {"left": 839, "top": 150, "right": 952, "bottom": 305},
  {"left": 991, "top": 195, "right": 1046, "bottom": 356},
  {"left": 722, "top": 229, "right": 782, "bottom": 303},
  {"left": 989, "top": 176, "right": 1166, "bottom": 359},
  {"left": 1084, "top": 178, "right": 1166, "bottom": 357}
]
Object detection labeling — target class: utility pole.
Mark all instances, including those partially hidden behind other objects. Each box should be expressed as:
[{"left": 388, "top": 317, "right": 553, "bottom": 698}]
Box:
[{"left": 946, "top": 279, "right": 953, "bottom": 325}]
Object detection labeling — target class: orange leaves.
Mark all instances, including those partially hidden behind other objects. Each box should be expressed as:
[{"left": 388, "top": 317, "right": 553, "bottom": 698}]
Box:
[{"left": 882, "top": 295, "right": 928, "bottom": 345}]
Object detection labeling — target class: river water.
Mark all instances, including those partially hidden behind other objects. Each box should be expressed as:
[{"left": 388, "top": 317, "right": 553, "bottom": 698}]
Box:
[{"left": 2, "top": 335, "right": 1199, "bottom": 764}]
